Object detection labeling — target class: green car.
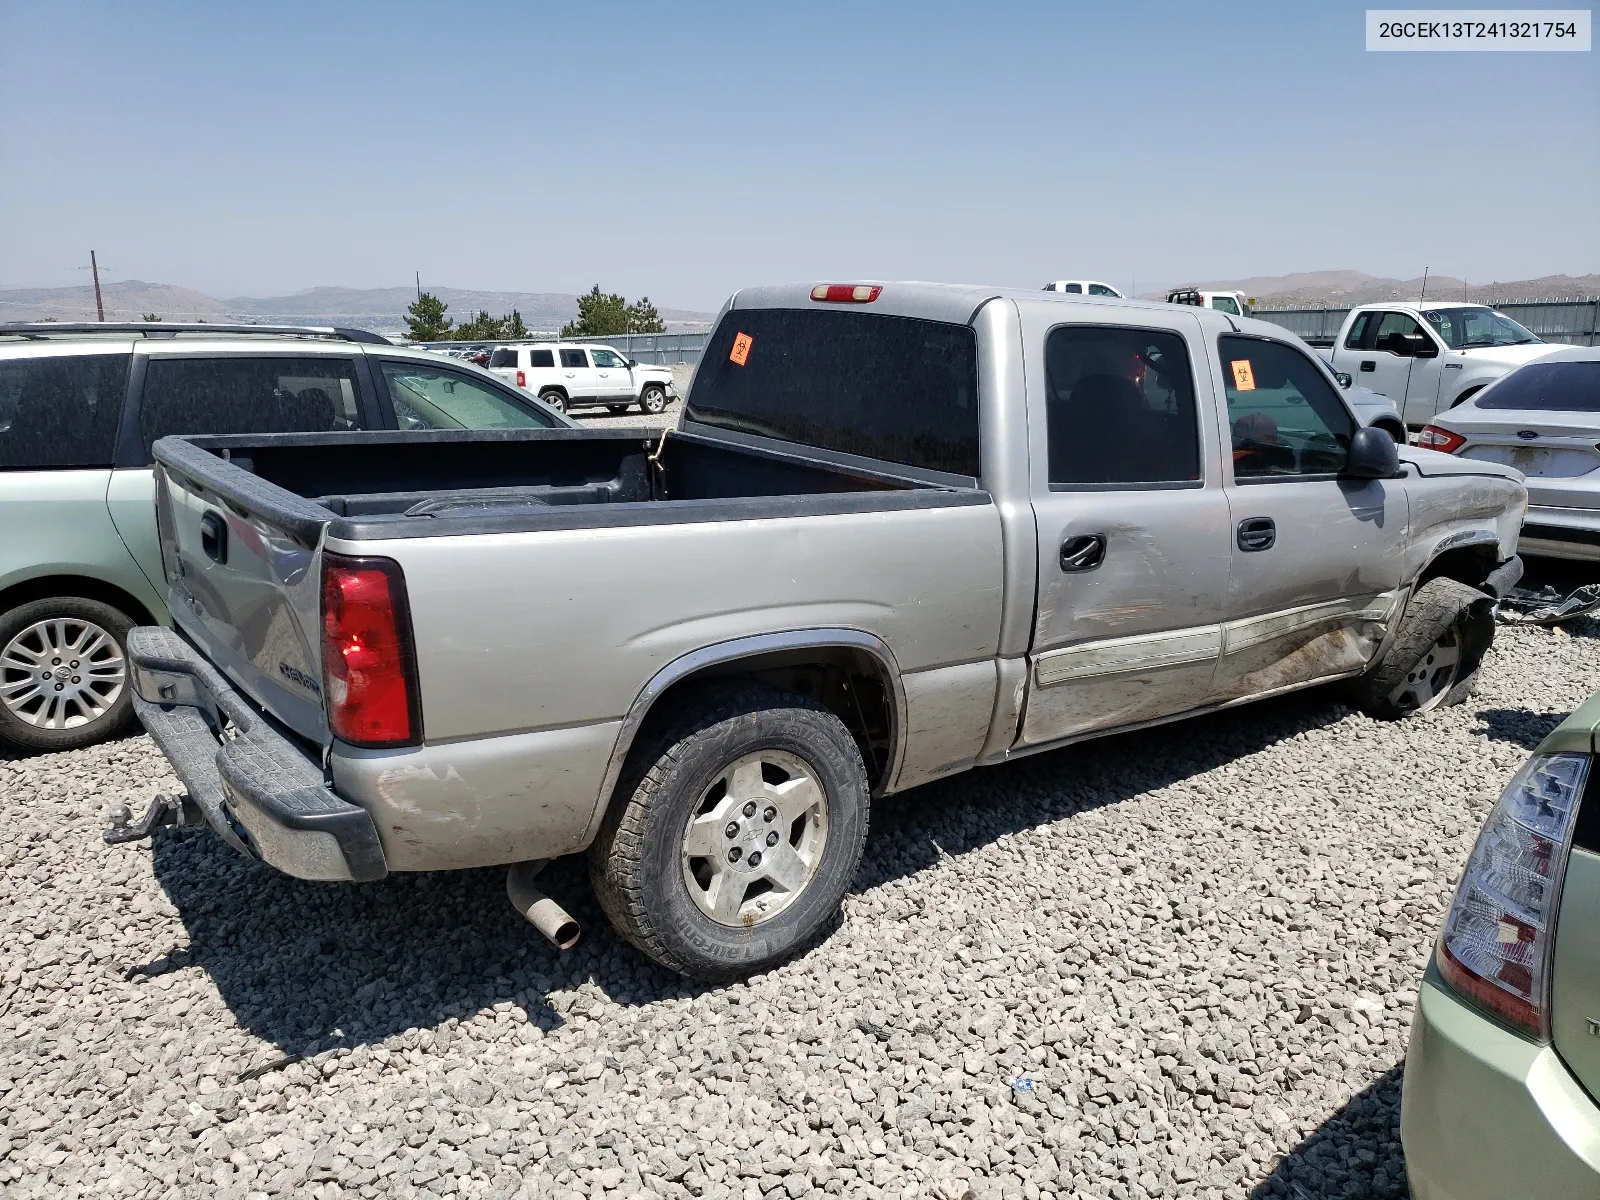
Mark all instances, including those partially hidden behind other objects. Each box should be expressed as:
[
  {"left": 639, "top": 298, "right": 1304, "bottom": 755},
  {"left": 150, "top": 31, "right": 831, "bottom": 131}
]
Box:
[
  {"left": 0, "top": 322, "right": 571, "bottom": 753},
  {"left": 1403, "top": 691, "right": 1600, "bottom": 1196}
]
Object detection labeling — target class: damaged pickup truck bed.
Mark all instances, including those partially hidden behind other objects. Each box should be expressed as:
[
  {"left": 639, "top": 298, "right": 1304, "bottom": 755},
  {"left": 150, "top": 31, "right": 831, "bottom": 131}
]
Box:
[{"left": 120, "top": 282, "right": 1527, "bottom": 979}]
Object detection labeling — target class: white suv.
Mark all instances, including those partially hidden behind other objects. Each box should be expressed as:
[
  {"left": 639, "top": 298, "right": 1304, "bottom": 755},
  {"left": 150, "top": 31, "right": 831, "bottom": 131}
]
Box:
[
  {"left": 487, "top": 342, "right": 678, "bottom": 415},
  {"left": 1042, "top": 280, "right": 1124, "bottom": 297}
]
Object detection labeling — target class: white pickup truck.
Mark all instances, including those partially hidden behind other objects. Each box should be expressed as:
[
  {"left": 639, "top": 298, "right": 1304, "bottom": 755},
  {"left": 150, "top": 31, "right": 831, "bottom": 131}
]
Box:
[
  {"left": 486, "top": 342, "right": 678, "bottom": 415},
  {"left": 1327, "top": 301, "right": 1563, "bottom": 431}
]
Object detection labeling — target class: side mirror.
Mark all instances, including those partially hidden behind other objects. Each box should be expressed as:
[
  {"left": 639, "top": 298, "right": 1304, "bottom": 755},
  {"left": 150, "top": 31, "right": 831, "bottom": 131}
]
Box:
[
  {"left": 1411, "top": 335, "right": 1439, "bottom": 359},
  {"left": 1343, "top": 425, "right": 1401, "bottom": 479},
  {"left": 1334, "top": 370, "right": 1353, "bottom": 389},
  {"left": 1380, "top": 332, "right": 1414, "bottom": 357}
]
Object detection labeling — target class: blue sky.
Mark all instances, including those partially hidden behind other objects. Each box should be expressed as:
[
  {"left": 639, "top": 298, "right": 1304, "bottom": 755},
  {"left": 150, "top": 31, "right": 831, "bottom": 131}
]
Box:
[{"left": 2, "top": 0, "right": 1595, "bottom": 308}]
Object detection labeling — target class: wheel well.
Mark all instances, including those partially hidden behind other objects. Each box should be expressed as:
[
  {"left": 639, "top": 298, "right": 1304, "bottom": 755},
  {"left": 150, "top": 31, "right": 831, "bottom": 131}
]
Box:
[
  {"left": 1418, "top": 545, "right": 1499, "bottom": 592},
  {"left": 631, "top": 646, "right": 897, "bottom": 790},
  {"left": 537, "top": 385, "right": 569, "bottom": 399},
  {"left": 1375, "top": 418, "right": 1406, "bottom": 443},
  {"left": 0, "top": 575, "right": 157, "bottom": 626}
]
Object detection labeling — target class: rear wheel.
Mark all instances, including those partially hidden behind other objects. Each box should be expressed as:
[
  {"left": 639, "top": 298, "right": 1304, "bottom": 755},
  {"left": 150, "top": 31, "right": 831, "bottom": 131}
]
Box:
[
  {"left": 538, "top": 389, "right": 567, "bottom": 413},
  {"left": 639, "top": 384, "right": 667, "bottom": 415},
  {"left": 1346, "top": 577, "right": 1494, "bottom": 719},
  {"left": 0, "top": 597, "right": 136, "bottom": 752},
  {"left": 589, "top": 683, "right": 869, "bottom": 980}
]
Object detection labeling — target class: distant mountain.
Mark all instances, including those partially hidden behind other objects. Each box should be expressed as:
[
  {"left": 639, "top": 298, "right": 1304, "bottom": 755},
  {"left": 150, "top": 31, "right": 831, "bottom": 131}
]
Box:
[
  {"left": 0, "top": 281, "right": 716, "bottom": 333},
  {"left": 1139, "top": 270, "right": 1600, "bottom": 309}
]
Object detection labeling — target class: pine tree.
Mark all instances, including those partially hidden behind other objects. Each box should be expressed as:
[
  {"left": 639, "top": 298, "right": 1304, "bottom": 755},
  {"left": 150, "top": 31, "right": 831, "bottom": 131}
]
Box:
[
  {"left": 405, "top": 292, "right": 452, "bottom": 341},
  {"left": 626, "top": 297, "right": 664, "bottom": 334},
  {"left": 505, "top": 309, "right": 529, "bottom": 339},
  {"left": 561, "top": 286, "right": 630, "bottom": 337}
]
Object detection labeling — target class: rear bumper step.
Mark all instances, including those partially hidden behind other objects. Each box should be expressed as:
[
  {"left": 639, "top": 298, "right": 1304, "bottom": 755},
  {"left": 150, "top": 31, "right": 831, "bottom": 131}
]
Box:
[{"left": 123, "top": 626, "right": 387, "bottom": 883}]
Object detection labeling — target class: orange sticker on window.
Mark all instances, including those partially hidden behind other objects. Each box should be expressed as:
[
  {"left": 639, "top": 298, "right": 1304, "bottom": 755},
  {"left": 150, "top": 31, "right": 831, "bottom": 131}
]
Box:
[
  {"left": 730, "top": 332, "right": 753, "bottom": 366},
  {"left": 1230, "top": 359, "right": 1256, "bottom": 391}
]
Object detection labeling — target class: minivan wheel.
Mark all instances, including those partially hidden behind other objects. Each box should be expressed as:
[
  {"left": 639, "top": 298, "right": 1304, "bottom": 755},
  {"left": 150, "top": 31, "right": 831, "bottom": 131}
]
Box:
[
  {"left": 538, "top": 389, "right": 567, "bottom": 413},
  {"left": 639, "top": 385, "right": 667, "bottom": 415},
  {"left": 589, "top": 683, "right": 869, "bottom": 980},
  {"left": 1346, "top": 577, "right": 1494, "bottom": 720},
  {"left": 0, "top": 597, "right": 136, "bottom": 752}
]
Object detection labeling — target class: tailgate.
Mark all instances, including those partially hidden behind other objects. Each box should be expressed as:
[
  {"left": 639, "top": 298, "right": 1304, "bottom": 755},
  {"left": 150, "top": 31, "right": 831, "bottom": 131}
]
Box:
[{"left": 154, "top": 439, "right": 331, "bottom": 743}]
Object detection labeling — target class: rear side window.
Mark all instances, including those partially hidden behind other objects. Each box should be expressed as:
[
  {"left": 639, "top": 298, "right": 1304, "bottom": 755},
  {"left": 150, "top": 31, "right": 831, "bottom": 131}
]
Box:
[
  {"left": 529, "top": 349, "right": 555, "bottom": 368},
  {"left": 1477, "top": 361, "right": 1600, "bottom": 412},
  {"left": 0, "top": 353, "right": 129, "bottom": 470},
  {"left": 1344, "top": 312, "right": 1375, "bottom": 350},
  {"left": 1063, "top": 283, "right": 1083, "bottom": 294},
  {"left": 140, "top": 356, "right": 363, "bottom": 459},
  {"left": 487, "top": 348, "right": 519, "bottom": 369},
  {"left": 559, "top": 348, "right": 588, "bottom": 368},
  {"left": 687, "top": 308, "right": 980, "bottom": 478},
  {"left": 1219, "top": 336, "right": 1353, "bottom": 479},
  {"left": 1045, "top": 326, "right": 1200, "bottom": 487}
]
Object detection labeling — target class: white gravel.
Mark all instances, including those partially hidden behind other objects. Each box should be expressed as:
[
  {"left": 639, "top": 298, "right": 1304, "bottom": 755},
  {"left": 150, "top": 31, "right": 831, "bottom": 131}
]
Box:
[{"left": 3, "top": 619, "right": 1597, "bottom": 1200}]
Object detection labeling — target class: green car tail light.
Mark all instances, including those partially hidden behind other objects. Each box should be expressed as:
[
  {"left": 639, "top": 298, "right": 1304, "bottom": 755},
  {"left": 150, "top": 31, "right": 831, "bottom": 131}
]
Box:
[{"left": 1437, "top": 753, "right": 1591, "bottom": 1039}]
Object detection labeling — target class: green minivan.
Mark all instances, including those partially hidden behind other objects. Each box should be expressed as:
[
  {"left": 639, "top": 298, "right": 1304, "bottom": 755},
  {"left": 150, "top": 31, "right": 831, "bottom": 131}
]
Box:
[
  {"left": 1402, "top": 691, "right": 1600, "bottom": 1196},
  {"left": 0, "top": 323, "right": 571, "bottom": 753}
]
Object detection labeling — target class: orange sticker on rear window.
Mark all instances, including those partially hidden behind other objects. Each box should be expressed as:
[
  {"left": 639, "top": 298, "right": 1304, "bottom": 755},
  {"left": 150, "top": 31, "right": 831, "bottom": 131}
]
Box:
[
  {"left": 730, "top": 332, "right": 753, "bottom": 366},
  {"left": 1230, "top": 359, "right": 1256, "bottom": 391}
]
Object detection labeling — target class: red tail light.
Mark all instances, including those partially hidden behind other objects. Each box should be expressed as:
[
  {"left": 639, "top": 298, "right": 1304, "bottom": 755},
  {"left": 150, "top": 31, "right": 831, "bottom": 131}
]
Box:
[
  {"left": 321, "top": 555, "right": 421, "bottom": 748},
  {"left": 1416, "top": 425, "right": 1466, "bottom": 454},
  {"left": 810, "top": 284, "right": 881, "bottom": 303},
  {"left": 516, "top": 370, "right": 526, "bottom": 388}
]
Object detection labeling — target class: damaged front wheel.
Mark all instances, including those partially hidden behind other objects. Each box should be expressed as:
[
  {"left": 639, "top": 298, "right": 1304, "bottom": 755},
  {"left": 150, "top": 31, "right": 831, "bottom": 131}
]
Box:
[{"left": 1346, "top": 576, "right": 1495, "bottom": 720}]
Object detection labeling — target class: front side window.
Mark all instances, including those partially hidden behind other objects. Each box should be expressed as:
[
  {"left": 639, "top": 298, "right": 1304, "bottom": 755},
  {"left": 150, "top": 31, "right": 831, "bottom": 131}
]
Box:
[
  {"left": 559, "top": 348, "right": 588, "bottom": 368},
  {"left": 1045, "top": 326, "right": 1200, "bottom": 487},
  {"left": 1220, "top": 336, "right": 1354, "bottom": 479},
  {"left": 0, "top": 353, "right": 129, "bottom": 469},
  {"left": 487, "top": 348, "right": 519, "bottom": 369},
  {"left": 687, "top": 308, "right": 979, "bottom": 477},
  {"left": 140, "top": 356, "right": 362, "bottom": 459},
  {"left": 1210, "top": 296, "right": 1241, "bottom": 315},
  {"left": 380, "top": 362, "right": 556, "bottom": 430},
  {"left": 1087, "top": 283, "right": 1118, "bottom": 297},
  {"left": 1344, "top": 311, "right": 1375, "bottom": 350},
  {"left": 1423, "top": 307, "right": 1540, "bottom": 350},
  {"left": 591, "top": 348, "right": 626, "bottom": 368},
  {"left": 1373, "top": 311, "right": 1425, "bottom": 355}
]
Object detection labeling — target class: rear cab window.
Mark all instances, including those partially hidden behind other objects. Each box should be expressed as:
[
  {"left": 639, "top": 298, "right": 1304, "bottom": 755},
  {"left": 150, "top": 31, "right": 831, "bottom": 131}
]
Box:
[
  {"left": 686, "top": 308, "right": 979, "bottom": 479},
  {"left": 0, "top": 352, "right": 129, "bottom": 469},
  {"left": 139, "top": 355, "right": 363, "bottom": 460}
]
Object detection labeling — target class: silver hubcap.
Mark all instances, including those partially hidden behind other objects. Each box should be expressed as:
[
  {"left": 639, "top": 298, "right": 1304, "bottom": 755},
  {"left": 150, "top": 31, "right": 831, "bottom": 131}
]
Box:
[
  {"left": 643, "top": 388, "right": 664, "bottom": 412},
  {"left": 681, "top": 750, "right": 829, "bottom": 927},
  {"left": 1, "top": 617, "right": 125, "bottom": 730},
  {"left": 1388, "top": 624, "right": 1463, "bottom": 713}
]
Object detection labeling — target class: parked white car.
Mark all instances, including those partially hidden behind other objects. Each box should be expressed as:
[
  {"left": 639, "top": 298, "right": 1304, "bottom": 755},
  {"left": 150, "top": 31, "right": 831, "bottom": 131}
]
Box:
[
  {"left": 1166, "top": 288, "right": 1252, "bottom": 317},
  {"left": 487, "top": 343, "right": 677, "bottom": 415},
  {"left": 1042, "top": 280, "right": 1124, "bottom": 297},
  {"left": 1420, "top": 347, "right": 1600, "bottom": 561},
  {"left": 1328, "top": 302, "right": 1563, "bottom": 432}
]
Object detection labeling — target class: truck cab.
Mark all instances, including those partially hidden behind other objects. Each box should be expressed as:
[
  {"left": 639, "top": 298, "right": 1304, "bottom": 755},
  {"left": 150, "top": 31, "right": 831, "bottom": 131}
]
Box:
[{"left": 1328, "top": 301, "right": 1561, "bottom": 430}]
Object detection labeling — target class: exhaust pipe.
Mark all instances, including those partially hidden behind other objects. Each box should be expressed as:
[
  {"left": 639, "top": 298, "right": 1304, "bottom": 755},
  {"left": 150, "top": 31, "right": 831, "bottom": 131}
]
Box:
[{"left": 506, "top": 861, "right": 581, "bottom": 950}]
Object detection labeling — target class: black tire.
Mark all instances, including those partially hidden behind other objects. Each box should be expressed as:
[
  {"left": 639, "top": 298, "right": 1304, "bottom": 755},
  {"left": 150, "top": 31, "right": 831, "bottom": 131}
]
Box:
[
  {"left": 0, "top": 596, "right": 137, "bottom": 752},
  {"left": 589, "top": 683, "right": 869, "bottom": 980},
  {"left": 1346, "top": 577, "right": 1495, "bottom": 720},
  {"left": 606, "top": 404, "right": 631, "bottom": 415},
  {"left": 639, "top": 384, "right": 667, "bottom": 415},
  {"left": 538, "top": 389, "right": 567, "bottom": 413}
]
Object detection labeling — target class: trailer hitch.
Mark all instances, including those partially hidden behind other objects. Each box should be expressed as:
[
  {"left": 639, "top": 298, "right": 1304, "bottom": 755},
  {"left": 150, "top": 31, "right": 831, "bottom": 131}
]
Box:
[{"left": 103, "top": 792, "right": 204, "bottom": 844}]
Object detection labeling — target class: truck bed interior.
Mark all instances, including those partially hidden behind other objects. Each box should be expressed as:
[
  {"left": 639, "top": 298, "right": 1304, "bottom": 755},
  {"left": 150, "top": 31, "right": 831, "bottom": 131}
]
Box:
[{"left": 179, "top": 428, "right": 947, "bottom": 523}]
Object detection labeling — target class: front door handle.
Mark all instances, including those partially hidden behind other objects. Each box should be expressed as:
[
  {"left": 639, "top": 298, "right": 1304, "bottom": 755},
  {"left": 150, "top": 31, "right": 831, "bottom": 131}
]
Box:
[
  {"left": 1060, "top": 534, "right": 1106, "bottom": 573},
  {"left": 1237, "top": 517, "right": 1275, "bottom": 552},
  {"left": 1359, "top": 360, "right": 1376, "bottom": 372}
]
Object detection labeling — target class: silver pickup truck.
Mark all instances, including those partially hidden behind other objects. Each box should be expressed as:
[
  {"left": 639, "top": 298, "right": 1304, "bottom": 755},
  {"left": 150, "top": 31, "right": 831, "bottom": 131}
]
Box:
[{"left": 118, "top": 282, "right": 1527, "bottom": 980}]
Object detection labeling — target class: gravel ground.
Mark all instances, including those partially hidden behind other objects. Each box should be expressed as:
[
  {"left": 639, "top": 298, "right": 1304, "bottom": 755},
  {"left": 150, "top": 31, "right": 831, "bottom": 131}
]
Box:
[{"left": 4, "top": 617, "right": 1599, "bottom": 1200}]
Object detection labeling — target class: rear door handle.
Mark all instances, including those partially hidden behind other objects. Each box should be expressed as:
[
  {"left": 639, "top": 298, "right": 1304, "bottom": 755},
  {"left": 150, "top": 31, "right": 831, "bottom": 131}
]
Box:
[
  {"left": 1359, "top": 360, "right": 1376, "bottom": 372},
  {"left": 200, "top": 510, "right": 228, "bottom": 564},
  {"left": 1060, "top": 534, "right": 1106, "bottom": 572},
  {"left": 1237, "top": 517, "right": 1275, "bottom": 552}
]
